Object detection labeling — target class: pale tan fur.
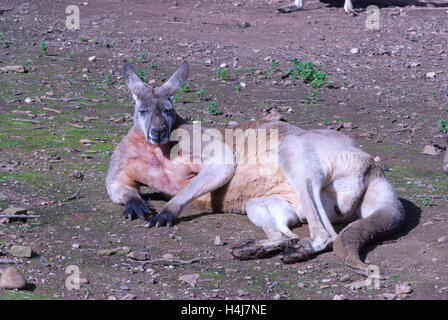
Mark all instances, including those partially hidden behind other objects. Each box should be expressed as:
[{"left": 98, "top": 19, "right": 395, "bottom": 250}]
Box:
[{"left": 107, "top": 61, "right": 404, "bottom": 270}]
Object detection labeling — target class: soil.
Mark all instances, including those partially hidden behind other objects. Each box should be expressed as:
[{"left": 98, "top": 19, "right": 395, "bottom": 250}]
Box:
[{"left": 0, "top": 0, "right": 448, "bottom": 300}]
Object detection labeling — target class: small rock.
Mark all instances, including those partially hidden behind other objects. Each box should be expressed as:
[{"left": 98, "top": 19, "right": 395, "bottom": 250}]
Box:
[
  {"left": 121, "top": 293, "right": 137, "bottom": 300},
  {"left": 237, "top": 289, "right": 249, "bottom": 297},
  {"left": 426, "top": 72, "right": 436, "bottom": 78},
  {"left": 373, "top": 156, "right": 382, "bottom": 162},
  {"left": 179, "top": 274, "right": 199, "bottom": 287},
  {"left": 0, "top": 65, "right": 26, "bottom": 73},
  {"left": 272, "top": 294, "right": 282, "bottom": 300},
  {"left": 219, "top": 63, "right": 228, "bottom": 68},
  {"left": 423, "top": 145, "right": 440, "bottom": 156},
  {"left": 438, "top": 236, "right": 448, "bottom": 243},
  {"left": 96, "top": 247, "right": 121, "bottom": 256},
  {"left": 343, "top": 122, "right": 353, "bottom": 129},
  {"left": 4, "top": 206, "right": 27, "bottom": 216},
  {"left": 348, "top": 280, "right": 365, "bottom": 290},
  {"left": 381, "top": 293, "right": 396, "bottom": 300},
  {"left": 80, "top": 139, "right": 93, "bottom": 144},
  {"left": 10, "top": 245, "right": 33, "bottom": 258},
  {"left": 0, "top": 267, "right": 27, "bottom": 289},
  {"left": 333, "top": 294, "right": 347, "bottom": 300},
  {"left": 127, "top": 251, "right": 149, "bottom": 261},
  {"left": 24, "top": 97, "right": 32, "bottom": 104},
  {"left": 71, "top": 243, "right": 80, "bottom": 249},
  {"left": 340, "top": 274, "right": 351, "bottom": 282},
  {"left": 350, "top": 48, "right": 360, "bottom": 54},
  {"left": 88, "top": 56, "right": 96, "bottom": 62},
  {"left": 203, "top": 58, "right": 212, "bottom": 65},
  {"left": 395, "top": 282, "right": 412, "bottom": 295},
  {"left": 120, "top": 284, "right": 129, "bottom": 291},
  {"left": 214, "top": 235, "right": 223, "bottom": 246}
]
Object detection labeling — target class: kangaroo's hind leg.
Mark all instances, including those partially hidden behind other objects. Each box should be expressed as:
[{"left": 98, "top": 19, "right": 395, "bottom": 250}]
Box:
[
  {"left": 230, "top": 196, "right": 300, "bottom": 260},
  {"left": 278, "top": 134, "right": 338, "bottom": 264}
]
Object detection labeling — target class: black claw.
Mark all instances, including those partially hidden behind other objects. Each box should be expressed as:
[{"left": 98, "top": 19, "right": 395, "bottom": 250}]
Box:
[
  {"left": 145, "top": 210, "right": 175, "bottom": 228},
  {"left": 122, "top": 199, "right": 150, "bottom": 221}
]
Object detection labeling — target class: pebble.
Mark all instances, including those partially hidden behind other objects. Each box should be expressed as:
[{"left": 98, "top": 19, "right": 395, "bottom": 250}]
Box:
[
  {"left": 10, "top": 245, "right": 33, "bottom": 258},
  {"left": 381, "top": 293, "right": 396, "bottom": 300},
  {"left": 72, "top": 243, "right": 80, "bottom": 249},
  {"left": 88, "top": 56, "right": 96, "bottom": 62},
  {"left": 395, "top": 282, "right": 413, "bottom": 295},
  {"left": 333, "top": 294, "right": 347, "bottom": 300},
  {"left": 340, "top": 274, "right": 351, "bottom": 282},
  {"left": 219, "top": 63, "right": 228, "bottom": 68},
  {"left": 179, "top": 274, "right": 199, "bottom": 287},
  {"left": 422, "top": 145, "right": 440, "bottom": 156},
  {"left": 214, "top": 235, "right": 223, "bottom": 246},
  {"left": 437, "top": 236, "right": 448, "bottom": 243},
  {"left": 425, "top": 71, "right": 436, "bottom": 78},
  {"left": 162, "top": 253, "right": 174, "bottom": 260},
  {"left": 350, "top": 48, "right": 360, "bottom": 54},
  {"left": 119, "top": 285, "right": 129, "bottom": 291},
  {"left": 237, "top": 289, "right": 249, "bottom": 296},
  {"left": 0, "top": 267, "right": 27, "bottom": 289}
]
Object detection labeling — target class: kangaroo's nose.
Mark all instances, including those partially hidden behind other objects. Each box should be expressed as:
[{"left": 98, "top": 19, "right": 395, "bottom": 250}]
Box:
[{"left": 149, "top": 125, "right": 167, "bottom": 142}]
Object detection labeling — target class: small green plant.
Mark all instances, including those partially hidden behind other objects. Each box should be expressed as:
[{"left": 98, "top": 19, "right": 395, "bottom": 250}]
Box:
[
  {"left": 197, "top": 88, "right": 205, "bottom": 100},
  {"left": 173, "top": 93, "right": 180, "bottom": 103},
  {"left": 438, "top": 119, "right": 448, "bottom": 133},
  {"left": 0, "top": 32, "right": 3, "bottom": 44},
  {"left": 180, "top": 81, "right": 189, "bottom": 93},
  {"left": 40, "top": 42, "right": 49, "bottom": 55},
  {"left": 149, "top": 63, "right": 159, "bottom": 70},
  {"left": 208, "top": 101, "right": 219, "bottom": 115},
  {"left": 289, "top": 59, "right": 333, "bottom": 88},
  {"left": 312, "top": 89, "right": 319, "bottom": 101},
  {"left": 217, "top": 68, "right": 229, "bottom": 79},
  {"left": 431, "top": 90, "right": 438, "bottom": 98},
  {"left": 421, "top": 196, "right": 432, "bottom": 207},
  {"left": 443, "top": 104, "right": 448, "bottom": 112},
  {"left": 236, "top": 83, "right": 243, "bottom": 93},
  {"left": 79, "top": 35, "right": 86, "bottom": 42},
  {"left": 270, "top": 60, "right": 280, "bottom": 72},
  {"left": 66, "top": 51, "right": 74, "bottom": 59},
  {"left": 137, "top": 52, "right": 147, "bottom": 64},
  {"left": 24, "top": 59, "right": 31, "bottom": 72},
  {"left": 104, "top": 73, "right": 113, "bottom": 87},
  {"left": 138, "top": 70, "right": 147, "bottom": 82},
  {"left": 233, "top": 67, "right": 242, "bottom": 77},
  {"left": 263, "top": 68, "right": 270, "bottom": 79},
  {"left": 247, "top": 67, "right": 256, "bottom": 76}
]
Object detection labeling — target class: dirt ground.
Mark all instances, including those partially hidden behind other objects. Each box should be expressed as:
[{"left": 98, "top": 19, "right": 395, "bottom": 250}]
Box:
[{"left": 1, "top": 0, "right": 448, "bottom": 300}]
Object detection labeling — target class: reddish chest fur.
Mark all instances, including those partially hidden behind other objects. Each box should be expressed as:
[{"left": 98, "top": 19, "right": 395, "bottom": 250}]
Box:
[{"left": 122, "top": 127, "right": 198, "bottom": 196}]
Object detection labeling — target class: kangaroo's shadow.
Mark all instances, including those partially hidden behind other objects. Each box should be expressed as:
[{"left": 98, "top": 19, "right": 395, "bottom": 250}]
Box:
[{"left": 360, "top": 198, "right": 421, "bottom": 261}]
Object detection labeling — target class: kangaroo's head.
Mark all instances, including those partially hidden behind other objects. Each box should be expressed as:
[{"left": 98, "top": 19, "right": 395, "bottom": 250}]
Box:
[{"left": 123, "top": 61, "right": 189, "bottom": 145}]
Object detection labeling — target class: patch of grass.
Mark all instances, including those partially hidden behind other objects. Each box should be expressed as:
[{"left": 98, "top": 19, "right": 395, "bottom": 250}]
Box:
[
  {"left": 66, "top": 51, "right": 74, "bottom": 59},
  {"left": 24, "top": 59, "right": 32, "bottom": 72},
  {"left": 233, "top": 67, "right": 242, "bottom": 77},
  {"left": 196, "top": 88, "right": 205, "bottom": 100},
  {"left": 0, "top": 32, "right": 3, "bottom": 44},
  {"left": 137, "top": 52, "right": 147, "bottom": 64},
  {"left": 289, "top": 58, "right": 333, "bottom": 88},
  {"left": 103, "top": 73, "right": 113, "bottom": 87},
  {"left": 149, "top": 63, "right": 159, "bottom": 70},
  {"left": 217, "top": 68, "right": 229, "bottom": 79},
  {"left": 207, "top": 101, "right": 220, "bottom": 115},
  {"left": 40, "top": 42, "right": 49, "bottom": 55},
  {"left": 138, "top": 70, "right": 147, "bottom": 82},
  {"left": 236, "top": 83, "right": 243, "bottom": 93},
  {"left": 438, "top": 119, "right": 448, "bottom": 133},
  {"left": 180, "top": 81, "right": 189, "bottom": 93}
]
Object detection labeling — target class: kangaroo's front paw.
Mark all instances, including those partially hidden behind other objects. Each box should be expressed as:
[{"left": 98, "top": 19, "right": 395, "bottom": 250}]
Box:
[
  {"left": 145, "top": 209, "right": 176, "bottom": 228},
  {"left": 280, "top": 238, "right": 313, "bottom": 264},
  {"left": 123, "top": 199, "right": 151, "bottom": 220},
  {"left": 230, "top": 240, "right": 267, "bottom": 260}
]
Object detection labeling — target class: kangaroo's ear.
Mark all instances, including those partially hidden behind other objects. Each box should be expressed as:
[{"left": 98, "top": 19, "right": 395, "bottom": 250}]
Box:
[
  {"left": 123, "top": 63, "right": 149, "bottom": 102},
  {"left": 157, "top": 61, "right": 189, "bottom": 97}
]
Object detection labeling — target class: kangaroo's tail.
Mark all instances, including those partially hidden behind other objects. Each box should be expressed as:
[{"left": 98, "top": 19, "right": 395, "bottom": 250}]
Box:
[{"left": 333, "top": 177, "right": 404, "bottom": 271}]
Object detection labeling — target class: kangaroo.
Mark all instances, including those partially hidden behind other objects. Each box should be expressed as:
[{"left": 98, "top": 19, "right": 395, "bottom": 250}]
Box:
[
  {"left": 106, "top": 61, "right": 405, "bottom": 271},
  {"left": 278, "top": 0, "right": 354, "bottom": 14}
]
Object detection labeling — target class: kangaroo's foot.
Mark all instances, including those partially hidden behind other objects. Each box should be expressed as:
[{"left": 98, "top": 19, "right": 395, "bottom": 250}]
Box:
[
  {"left": 123, "top": 199, "right": 151, "bottom": 220},
  {"left": 277, "top": 3, "right": 303, "bottom": 13},
  {"left": 280, "top": 238, "right": 313, "bottom": 264},
  {"left": 144, "top": 209, "right": 176, "bottom": 228}
]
